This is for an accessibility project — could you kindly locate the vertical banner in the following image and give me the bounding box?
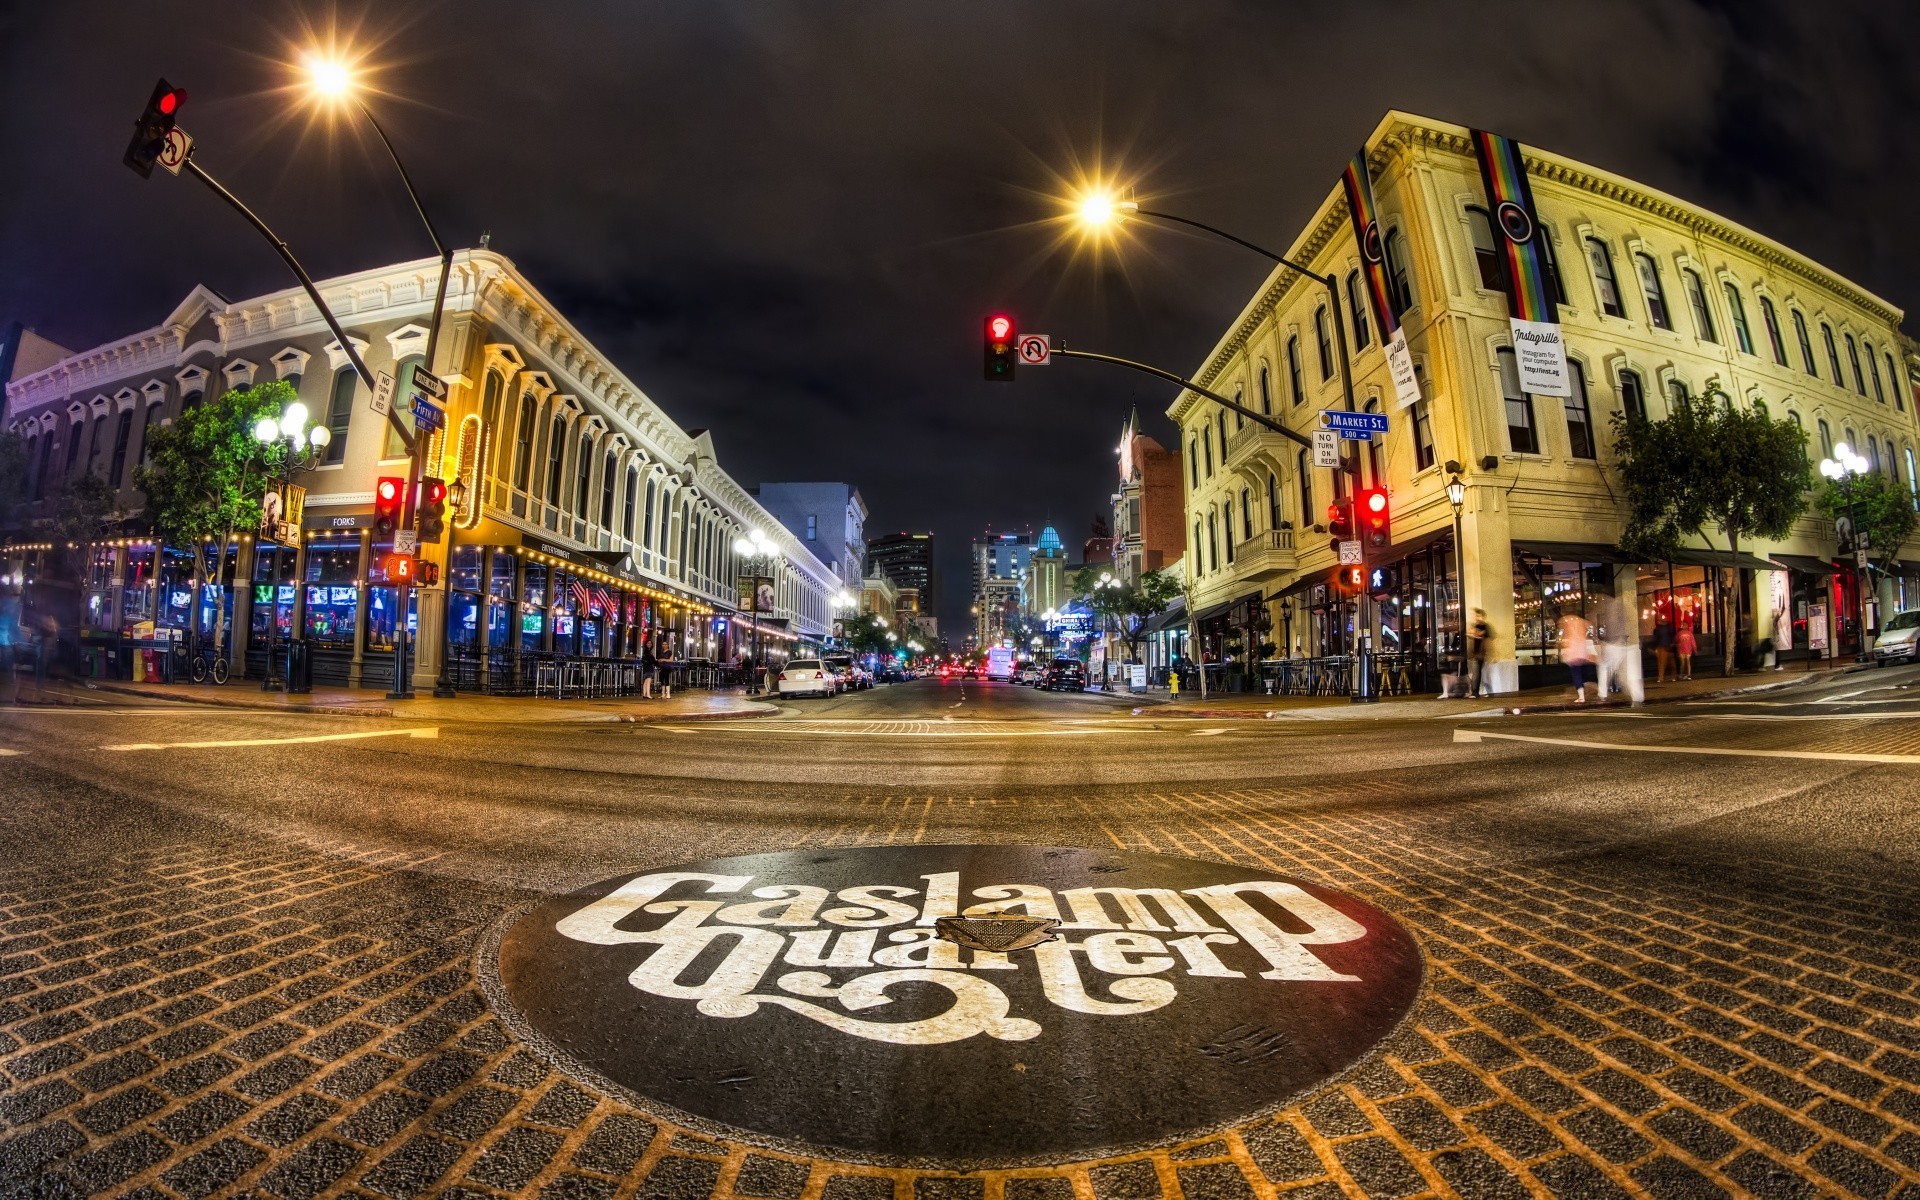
[1341,152,1422,410]
[1470,128,1571,397]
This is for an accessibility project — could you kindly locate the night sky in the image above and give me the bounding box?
[3,2,1914,633]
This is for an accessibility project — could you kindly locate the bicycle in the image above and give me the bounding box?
[176,631,230,685]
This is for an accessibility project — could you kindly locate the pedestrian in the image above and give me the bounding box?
[658,642,675,699]
[1465,608,1493,698]
[1675,612,1697,680]
[1594,593,1644,704]
[1651,614,1676,683]
[1559,610,1594,703]
[641,643,658,699]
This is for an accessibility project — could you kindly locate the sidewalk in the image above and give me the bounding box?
[1130,658,1874,721]
[21,677,780,724]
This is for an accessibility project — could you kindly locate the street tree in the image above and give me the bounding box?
[1817,469,1917,575]
[0,431,29,533]
[1070,565,1178,665]
[1612,387,1810,674]
[135,380,292,658]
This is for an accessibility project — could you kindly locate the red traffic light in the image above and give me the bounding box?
[377,478,401,503]
[988,314,1013,343]
[158,90,180,115]
[1363,491,1387,516]
[421,479,446,505]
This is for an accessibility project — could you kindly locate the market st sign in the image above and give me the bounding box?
[493,846,1422,1164]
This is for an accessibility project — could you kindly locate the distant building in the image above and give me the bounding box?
[980,576,1023,646]
[752,483,867,593]
[867,531,935,615]
[971,529,1034,644]
[0,324,73,385]
[1112,408,1185,585]
[1083,514,1113,567]
[1025,524,1069,616]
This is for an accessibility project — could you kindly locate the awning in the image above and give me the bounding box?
[1770,554,1837,576]
[1272,567,1337,601]
[1376,526,1454,562]
[1665,547,1782,572]
[1511,541,1637,564]
[1140,600,1186,635]
[1191,592,1261,626]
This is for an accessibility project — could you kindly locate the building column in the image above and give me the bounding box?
[511,554,528,686]
[290,535,309,649]
[1461,483,1517,695]
[230,538,256,680]
[348,530,370,688]
[479,545,496,690]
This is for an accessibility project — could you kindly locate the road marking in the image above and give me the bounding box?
[1586,710,1920,722]
[1455,727,1920,764]
[103,727,439,751]
[1190,728,1229,737]
[0,748,22,756]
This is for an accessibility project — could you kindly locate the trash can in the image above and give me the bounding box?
[288,640,313,694]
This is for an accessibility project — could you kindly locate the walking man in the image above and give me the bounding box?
[1595,592,1644,705]
[1466,608,1492,698]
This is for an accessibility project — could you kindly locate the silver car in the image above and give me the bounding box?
[1873,610,1920,664]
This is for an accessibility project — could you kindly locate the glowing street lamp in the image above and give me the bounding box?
[1821,444,1874,661]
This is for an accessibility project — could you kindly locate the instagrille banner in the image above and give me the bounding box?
[1471,128,1572,397]
[1341,152,1422,409]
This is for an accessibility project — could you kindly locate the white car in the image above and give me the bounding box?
[778,659,837,697]
[1874,610,1920,664]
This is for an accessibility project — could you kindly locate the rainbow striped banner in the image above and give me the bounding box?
[1340,151,1422,409]
[1470,128,1572,397]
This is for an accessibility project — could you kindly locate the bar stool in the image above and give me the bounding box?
[535,660,559,698]
[560,660,586,698]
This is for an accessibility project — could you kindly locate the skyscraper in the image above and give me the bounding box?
[867,532,936,615]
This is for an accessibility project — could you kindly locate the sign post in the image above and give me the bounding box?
[1321,410,1390,440]
[1312,428,1340,468]
[370,371,395,417]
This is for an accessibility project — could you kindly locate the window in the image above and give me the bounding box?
[1723,282,1753,354]
[1753,399,1768,420]
[1845,427,1857,458]
[1363,397,1382,480]
[642,477,657,549]
[1866,340,1885,403]
[1668,378,1688,407]
[86,414,105,475]
[1233,388,1244,431]
[1817,419,1832,460]
[1889,353,1904,412]
[1586,237,1624,317]
[1192,521,1204,573]
[1793,310,1817,376]
[1202,425,1213,477]
[140,401,162,466]
[65,420,84,471]
[1907,447,1918,510]
[1217,411,1228,459]
[1845,333,1865,394]
[805,514,818,540]
[1206,511,1219,573]
[1868,437,1881,474]
[1412,399,1435,471]
[1267,471,1281,529]
[1683,269,1716,342]
[481,373,504,480]
[600,452,617,527]
[545,415,566,507]
[1468,207,1503,291]
[1620,369,1646,421]
[1497,348,1538,453]
[1564,361,1596,459]
[1189,437,1199,489]
[513,396,536,490]
[1222,503,1234,564]
[1822,322,1844,383]
[1346,271,1369,349]
[623,467,639,540]
[108,410,132,486]
[1635,253,1670,330]
[1241,488,1253,536]
[1539,227,1566,305]
[576,434,594,516]
[323,369,354,465]
[34,433,53,499]
[1297,449,1312,523]
[1314,306,1333,380]
[1789,412,1805,460]
[1258,365,1273,415]
[1760,297,1787,364]
[1384,228,1414,315]
[1287,336,1304,405]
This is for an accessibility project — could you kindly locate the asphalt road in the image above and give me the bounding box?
[3,670,1919,1198]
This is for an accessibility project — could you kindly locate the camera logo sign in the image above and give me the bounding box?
[492,846,1422,1164]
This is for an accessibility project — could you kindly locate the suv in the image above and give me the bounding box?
[822,654,867,691]
[1040,658,1086,692]
[1874,610,1920,664]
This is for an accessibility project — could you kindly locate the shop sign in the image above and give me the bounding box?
[1809,603,1829,651]
[494,845,1422,1163]
[522,535,575,563]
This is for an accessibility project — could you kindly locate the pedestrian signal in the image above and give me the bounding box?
[382,553,416,585]
[1338,565,1366,595]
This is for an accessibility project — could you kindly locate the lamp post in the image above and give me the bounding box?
[830,590,855,649]
[1820,444,1872,661]
[1076,188,1375,703]
[1445,471,1468,695]
[732,529,777,693]
[251,402,332,692]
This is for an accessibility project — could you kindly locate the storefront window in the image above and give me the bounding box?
[1513,555,1608,669]
[303,542,360,646]
[251,547,298,648]
[365,587,417,651]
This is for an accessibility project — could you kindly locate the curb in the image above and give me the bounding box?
[82,680,778,725]
[1501,662,1876,715]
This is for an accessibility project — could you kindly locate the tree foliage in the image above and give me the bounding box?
[135,381,291,573]
[0,431,29,533]
[1070,565,1179,659]
[1817,470,1917,573]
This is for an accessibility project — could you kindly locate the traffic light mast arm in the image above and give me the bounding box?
[1050,345,1314,450]
[177,154,417,459]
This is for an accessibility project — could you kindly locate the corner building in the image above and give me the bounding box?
[1174,111,1919,694]
[2,250,838,691]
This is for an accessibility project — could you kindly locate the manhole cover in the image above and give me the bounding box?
[491,845,1422,1165]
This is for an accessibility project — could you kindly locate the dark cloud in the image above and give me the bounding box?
[2,1,1915,632]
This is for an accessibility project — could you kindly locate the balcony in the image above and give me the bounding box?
[1225,422,1273,466]
[1231,529,1295,582]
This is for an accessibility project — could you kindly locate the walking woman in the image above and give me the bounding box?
[1675,612,1697,680]
[1560,610,1595,703]
[1651,615,1676,683]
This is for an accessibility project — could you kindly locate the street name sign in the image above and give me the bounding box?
[1322,409,1388,440]
[492,845,1421,1164]
[1338,539,1363,565]
[371,371,395,417]
[411,368,447,400]
[156,127,191,176]
[410,394,445,432]
[1016,334,1051,365]
[1312,428,1340,468]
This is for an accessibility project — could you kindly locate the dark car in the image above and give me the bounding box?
[1040,658,1085,692]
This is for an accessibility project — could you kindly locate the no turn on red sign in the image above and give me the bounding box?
[1016,334,1051,365]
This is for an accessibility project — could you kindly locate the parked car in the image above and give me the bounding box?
[1014,663,1041,685]
[778,659,837,697]
[1040,658,1086,692]
[823,654,868,690]
[1874,610,1920,664]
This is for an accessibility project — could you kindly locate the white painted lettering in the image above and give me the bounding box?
[1184,882,1366,981]
[715,885,831,927]
[820,885,920,928]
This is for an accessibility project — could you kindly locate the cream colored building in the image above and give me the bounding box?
[1173,111,1917,693]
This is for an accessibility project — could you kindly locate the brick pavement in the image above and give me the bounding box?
[3,781,1919,1198]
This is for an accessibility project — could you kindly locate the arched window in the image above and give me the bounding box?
[1240,488,1253,537]
[1189,436,1200,489]
[1267,471,1281,529]
[1233,387,1244,430]
[513,396,536,490]
[600,452,617,527]
[1192,520,1204,574]
[1865,340,1885,403]
[140,401,163,467]
[1668,378,1689,407]
[678,501,691,578]
[1888,352,1904,412]
[1818,419,1833,460]
[1222,503,1235,564]
[575,434,595,516]
[1467,207,1504,291]
[1845,427,1857,459]
[1586,237,1623,318]
[1384,228,1414,315]
[33,432,53,499]
[642,476,657,549]
[657,488,672,554]
[1314,306,1333,381]
[623,466,639,540]
[1412,400,1435,471]
[86,413,106,475]
[385,358,423,459]
[1498,348,1538,453]
[322,369,355,466]
[1297,448,1312,522]
[1206,511,1219,573]
[1217,411,1228,464]
[481,373,504,480]
[1822,322,1844,383]
[1620,369,1646,422]
[1682,269,1716,342]
[1760,297,1787,364]
[65,419,85,472]
[108,409,133,486]
[1258,364,1273,415]
[1723,282,1753,354]
[1287,336,1304,405]
[1202,425,1213,477]
[1868,437,1881,475]
[1364,397,1383,479]
[1793,310,1817,376]
[545,415,566,507]
[1906,447,1919,510]
[1845,333,1866,394]
[1346,271,1369,349]
[1635,253,1670,330]
[1565,362,1596,459]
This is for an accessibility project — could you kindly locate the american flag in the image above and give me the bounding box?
[593,585,615,617]
[570,578,591,613]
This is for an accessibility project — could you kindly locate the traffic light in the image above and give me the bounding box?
[373,476,405,539]
[1326,496,1354,544]
[124,79,186,178]
[1368,565,1397,601]
[381,554,416,585]
[1357,487,1391,550]
[416,478,447,541]
[1337,565,1366,595]
[984,313,1017,382]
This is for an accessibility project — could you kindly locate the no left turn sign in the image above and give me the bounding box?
[1017,334,1051,365]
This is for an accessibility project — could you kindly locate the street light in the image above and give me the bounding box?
[733,528,777,693]
[1821,444,1873,661]
[252,400,331,693]
[1445,470,1468,695]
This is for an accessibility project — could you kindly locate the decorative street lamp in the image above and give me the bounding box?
[732,528,778,694]
[1820,443,1873,661]
[1445,470,1468,696]
[830,590,855,648]
[252,401,331,692]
